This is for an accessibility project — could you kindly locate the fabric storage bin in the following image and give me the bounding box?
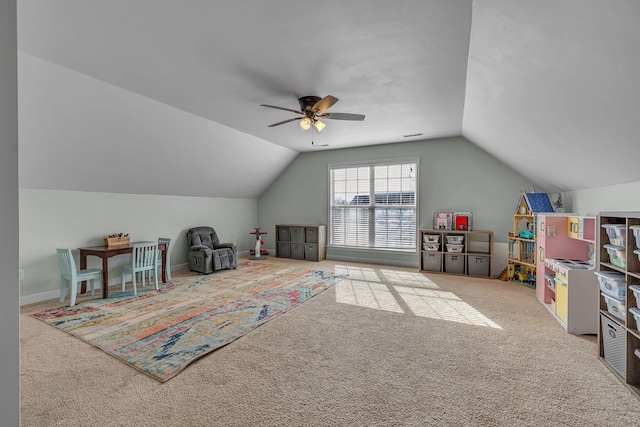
[602,292,626,321]
[290,243,304,259]
[277,226,290,241]
[277,242,289,257]
[446,244,464,253]
[602,224,627,247]
[423,242,440,251]
[631,225,640,250]
[595,271,626,300]
[304,244,318,261]
[467,256,490,277]
[305,227,319,243]
[444,254,465,274]
[289,227,304,242]
[604,244,627,269]
[601,314,626,377]
[445,235,464,245]
[423,234,440,243]
[422,252,442,272]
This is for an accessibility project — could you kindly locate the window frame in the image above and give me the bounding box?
[327,157,419,253]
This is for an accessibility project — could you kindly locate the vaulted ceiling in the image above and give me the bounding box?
[16,0,640,197]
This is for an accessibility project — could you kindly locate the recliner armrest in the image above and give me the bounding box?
[191,244,209,251]
[214,243,236,251]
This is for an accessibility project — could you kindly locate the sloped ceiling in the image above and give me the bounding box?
[464,0,640,192]
[16,0,640,197]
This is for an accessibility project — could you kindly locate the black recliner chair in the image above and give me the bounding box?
[187,226,237,274]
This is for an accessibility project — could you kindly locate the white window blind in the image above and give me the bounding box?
[329,159,417,250]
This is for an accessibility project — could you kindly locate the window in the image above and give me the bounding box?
[329,158,418,251]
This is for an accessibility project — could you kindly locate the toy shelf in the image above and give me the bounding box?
[597,212,640,398]
[419,229,493,278]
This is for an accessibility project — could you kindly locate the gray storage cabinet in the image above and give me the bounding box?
[276,224,326,262]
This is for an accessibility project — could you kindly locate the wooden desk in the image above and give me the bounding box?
[78,242,168,299]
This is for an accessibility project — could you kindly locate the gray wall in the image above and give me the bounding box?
[0,0,20,424]
[19,189,257,304]
[258,136,536,267]
[563,181,640,217]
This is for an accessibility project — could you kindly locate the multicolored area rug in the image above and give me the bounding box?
[33,262,346,382]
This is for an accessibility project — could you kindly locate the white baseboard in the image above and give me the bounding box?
[20,289,61,307]
[172,263,188,272]
[20,264,188,307]
[238,249,272,257]
[326,254,417,268]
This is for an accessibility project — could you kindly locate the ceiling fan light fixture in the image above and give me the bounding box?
[262,95,364,134]
[313,119,326,132]
[299,117,311,131]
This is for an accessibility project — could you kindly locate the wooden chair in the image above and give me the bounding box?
[56,248,102,306]
[121,242,158,296]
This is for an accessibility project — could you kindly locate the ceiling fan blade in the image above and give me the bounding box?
[312,95,339,114]
[322,112,365,121]
[260,104,304,115]
[267,117,301,127]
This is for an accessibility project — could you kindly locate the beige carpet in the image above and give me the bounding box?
[20,256,640,426]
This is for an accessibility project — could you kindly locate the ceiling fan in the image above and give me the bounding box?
[260,95,365,133]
